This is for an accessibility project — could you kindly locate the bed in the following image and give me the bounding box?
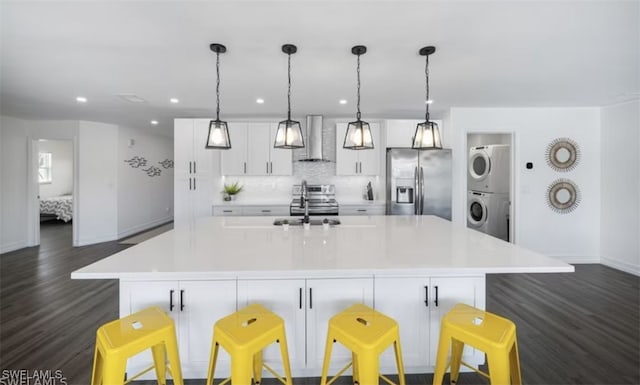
[40,195,73,222]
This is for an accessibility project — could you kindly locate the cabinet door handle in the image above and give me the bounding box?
[193,178,196,190]
[309,288,313,309]
[189,178,192,191]
[169,289,175,311]
[299,288,303,309]
[424,286,429,307]
[244,162,247,174]
[359,162,361,174]
[193,161,197,174]
[355,162,358,173]
[270,162,273,174]
[434,285,439,307]
[189,161,192,174]
[180,289,185,311]
[266,162,269,174]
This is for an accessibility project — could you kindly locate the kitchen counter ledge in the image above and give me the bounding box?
[71,215,573,280]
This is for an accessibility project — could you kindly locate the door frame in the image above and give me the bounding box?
[27,137,80,247]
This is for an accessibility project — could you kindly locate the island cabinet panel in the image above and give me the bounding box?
[306,278,374,371]
[237,278,373,375]
[120,280,237,379]
[237,279,307,372]
[336,123,380,176]
[374,276,485,371]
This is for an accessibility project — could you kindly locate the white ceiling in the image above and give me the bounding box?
[1,0,638,137]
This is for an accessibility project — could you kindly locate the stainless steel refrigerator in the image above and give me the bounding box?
[386,148,452,220]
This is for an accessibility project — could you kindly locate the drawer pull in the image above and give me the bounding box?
[357,209,367,212]
[223,210,233,213]
[261,210,271,213]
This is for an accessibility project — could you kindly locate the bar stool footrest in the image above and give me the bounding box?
[326,361,354,385]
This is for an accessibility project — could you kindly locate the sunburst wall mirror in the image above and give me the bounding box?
[545,137,580,172]
[546,178,581,214]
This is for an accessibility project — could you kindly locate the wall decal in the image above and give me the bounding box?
[143,166,162,177]
[124,156,147,168]
[159,159,174,169]
[546,178,581,214]
[545,137,580,172]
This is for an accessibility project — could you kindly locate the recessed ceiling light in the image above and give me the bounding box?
[170,98,179,104]
[256,98,265,104]
[150,120,159,125]
[76,96,87,103]
[425,99,433,104]
[339,99,348,105]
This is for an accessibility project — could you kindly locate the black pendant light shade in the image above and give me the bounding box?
[344,45,373,150]
[206,43,231,149]
[274,44,304,149]
[412,46,442,150]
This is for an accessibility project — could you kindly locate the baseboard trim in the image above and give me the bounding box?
[553,256,601,264]
[117,216,173,240]
[0,240,29,255]
[76,234,117,246]
[601,257,640,276]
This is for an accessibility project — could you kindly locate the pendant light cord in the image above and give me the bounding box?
[216,51,221,121]
[356,53,362,121]
[425,54,430,122]
[287,53,292,121]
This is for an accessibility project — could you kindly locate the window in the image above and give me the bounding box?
[38,152,52,184]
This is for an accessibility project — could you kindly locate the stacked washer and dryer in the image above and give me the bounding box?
[467,144,511,241]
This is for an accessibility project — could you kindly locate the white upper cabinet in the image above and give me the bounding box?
[385,119,443,148]
[336,122,380,176]
[221,122,292,176]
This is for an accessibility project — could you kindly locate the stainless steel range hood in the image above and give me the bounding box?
[299,115,329,162]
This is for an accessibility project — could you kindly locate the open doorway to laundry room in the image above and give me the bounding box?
[466,133,515,243]
[30,139,77,248]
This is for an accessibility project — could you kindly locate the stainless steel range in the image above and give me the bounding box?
[290,183,339,216]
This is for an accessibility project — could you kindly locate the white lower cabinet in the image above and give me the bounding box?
[119,275,482,378]
[237,277,374,376]
[374,276,485,372]
[120,280,237,379]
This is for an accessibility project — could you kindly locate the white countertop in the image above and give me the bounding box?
[71,216,573,280]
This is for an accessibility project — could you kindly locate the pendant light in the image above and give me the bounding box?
[412,46,442,150]
[274,44,304,149]
[206,43,231,149]
[344,45,374,150]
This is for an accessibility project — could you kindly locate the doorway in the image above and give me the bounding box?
[466,133,515,243]
[29,138,78,247]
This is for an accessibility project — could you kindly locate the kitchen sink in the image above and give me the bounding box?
[273,218,341,226]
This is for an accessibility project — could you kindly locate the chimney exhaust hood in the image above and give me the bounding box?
[299,115,329,162]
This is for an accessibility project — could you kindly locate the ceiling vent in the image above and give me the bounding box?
[115,94,147,103]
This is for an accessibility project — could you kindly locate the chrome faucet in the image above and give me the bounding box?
[300,180,310,223]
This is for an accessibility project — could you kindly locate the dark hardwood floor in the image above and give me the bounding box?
[1,221,638,385]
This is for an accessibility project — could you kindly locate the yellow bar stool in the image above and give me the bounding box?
[320,303,406,385]
[432,303,522,385]
[206,303,293,385]
[90,306,183,385]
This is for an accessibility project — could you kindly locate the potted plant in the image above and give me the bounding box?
[222,181,243,201]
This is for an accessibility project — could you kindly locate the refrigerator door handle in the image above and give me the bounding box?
[420,166,425,215]
[414,166,419,215]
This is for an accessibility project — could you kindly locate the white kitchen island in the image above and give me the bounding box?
[72,215,573,379]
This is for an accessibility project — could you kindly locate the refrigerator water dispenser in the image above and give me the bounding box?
[396,186,414,203]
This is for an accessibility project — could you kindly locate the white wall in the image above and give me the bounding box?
[118,126,173,238]
[600,100,640,275]
[76,121,118,246]
[38,139,73,198]
[0,116,78,253]
[450,107,601,261]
